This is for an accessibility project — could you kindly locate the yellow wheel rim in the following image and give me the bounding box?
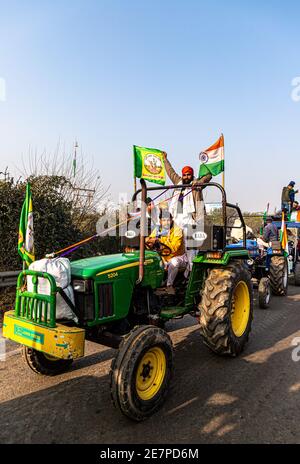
[231,281,251,337]
[136,347,166,401]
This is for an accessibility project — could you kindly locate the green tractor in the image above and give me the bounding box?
[3,181,253,421]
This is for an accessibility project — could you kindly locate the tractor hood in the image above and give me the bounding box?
[70,251,160,279]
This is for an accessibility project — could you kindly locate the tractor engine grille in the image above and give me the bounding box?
[73,291,94,322]
[98,284,114,318]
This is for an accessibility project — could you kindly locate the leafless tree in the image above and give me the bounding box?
[17,141,110,229]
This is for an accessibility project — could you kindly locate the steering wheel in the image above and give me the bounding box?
[145,239,172,257]
[156,241,172,257]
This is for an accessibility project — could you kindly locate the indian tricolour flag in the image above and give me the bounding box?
[199,134,224,177]
[280,212,289,257]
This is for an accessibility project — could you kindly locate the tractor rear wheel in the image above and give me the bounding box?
[258,277,271,309]
[269,256,288,295]
[294,262,300,286]
[199,261,253,356]
[22,346,73,376]
[110,325,174,421]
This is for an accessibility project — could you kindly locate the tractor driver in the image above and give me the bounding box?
[145,206,188,295]
[263,216,278,243]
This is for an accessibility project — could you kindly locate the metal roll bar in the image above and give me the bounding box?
[132,180,246,283]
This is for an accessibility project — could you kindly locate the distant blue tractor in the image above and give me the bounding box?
[227,239,288,309]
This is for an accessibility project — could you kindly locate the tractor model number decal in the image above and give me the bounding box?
[14,325,45,345]
[108,272,118,279]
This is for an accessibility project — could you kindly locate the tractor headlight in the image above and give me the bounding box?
[247,259,254,266]
[73,280,85,292]
[73,279,93,293]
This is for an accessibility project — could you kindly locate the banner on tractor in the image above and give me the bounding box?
[133,145,166,185]
[199,135,224,177]
[290,210,300,222]
[18,183,35,266]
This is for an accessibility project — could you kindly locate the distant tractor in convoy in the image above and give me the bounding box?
[227,236,288,309]
[3,181,254,421]
[272,219,300,286]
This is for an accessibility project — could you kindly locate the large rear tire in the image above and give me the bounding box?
[22,346,73,376]
[294,262,300,286]
[110,325,174,422]
[199,261,253,357]
[270,256,288,295]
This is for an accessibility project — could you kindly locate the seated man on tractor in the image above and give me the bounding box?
[145,205,188,295]
[263,216,278,243]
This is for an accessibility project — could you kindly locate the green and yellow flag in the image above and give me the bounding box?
[133,145,166,185]
[18,183,35,266]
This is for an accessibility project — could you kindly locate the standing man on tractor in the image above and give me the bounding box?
[162,151,212,270]
[282,181,298,214]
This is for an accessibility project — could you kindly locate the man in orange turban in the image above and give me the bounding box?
[162,152,212,273]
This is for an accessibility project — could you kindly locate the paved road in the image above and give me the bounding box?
[1,285,300,444]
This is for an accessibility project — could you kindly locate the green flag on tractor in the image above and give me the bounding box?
[133,145,166,185]
[18,183,35,267]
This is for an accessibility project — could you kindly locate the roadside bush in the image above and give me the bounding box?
[0,175,120,317]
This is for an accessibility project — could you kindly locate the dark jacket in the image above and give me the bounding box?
[281,186,290,203]
[263,223,278,242]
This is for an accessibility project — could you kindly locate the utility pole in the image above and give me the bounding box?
[73,141,78,177]
[71,141,96,207]
[0,167,10,182]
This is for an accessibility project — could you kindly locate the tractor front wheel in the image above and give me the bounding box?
[110,325,174,421]
[270,256,288,295]
[258,277,271,309]
[199,261,253,356]
[22,346,73,376]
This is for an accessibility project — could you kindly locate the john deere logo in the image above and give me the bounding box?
[144,154,163,175]
[14,325,44,345]
[192,231,207,241]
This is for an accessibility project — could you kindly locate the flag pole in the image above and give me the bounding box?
[133,145,137,194]
[221,133,225,189]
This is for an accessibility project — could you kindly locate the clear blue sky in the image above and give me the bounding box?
[1,0,300,212]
